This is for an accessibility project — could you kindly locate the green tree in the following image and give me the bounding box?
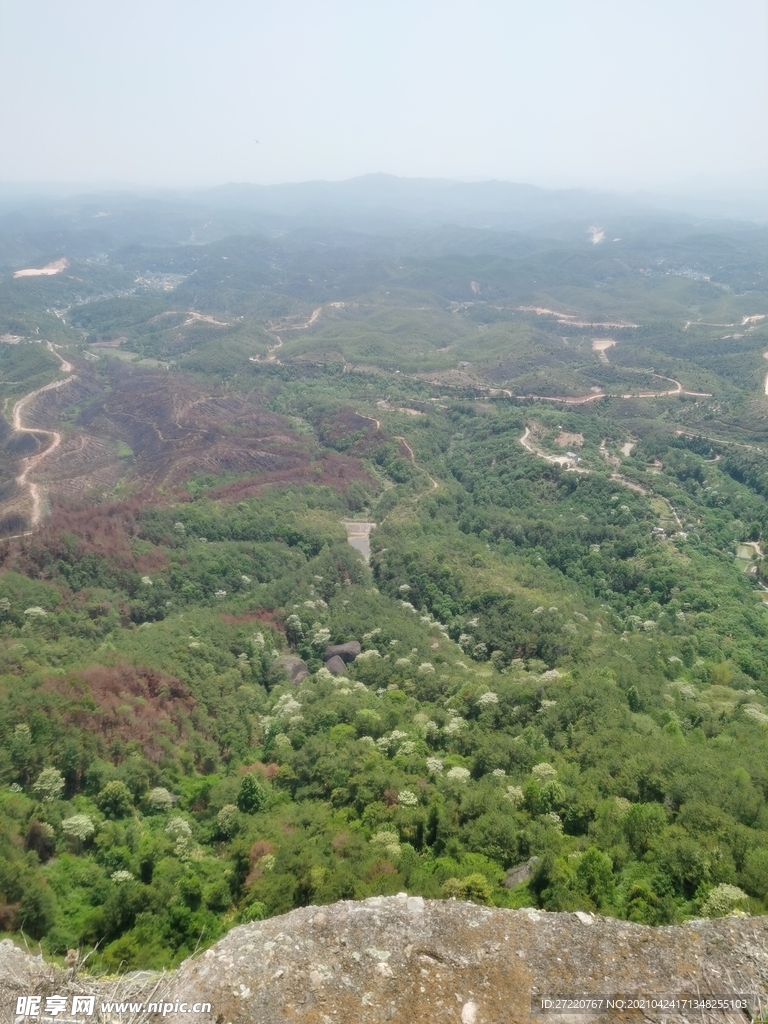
[622,803,667,857]
[97,781,135,819]
[575,847,615,909]
[741,848,768,900]
[237,773,268,815]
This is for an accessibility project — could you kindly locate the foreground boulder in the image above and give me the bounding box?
[161,898,768,1023]
[325,640,361,663]
[268,654,309,686]
[2,899,767,1024]
[325,654,347,675]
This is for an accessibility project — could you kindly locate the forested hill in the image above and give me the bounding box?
[0,189,768,971]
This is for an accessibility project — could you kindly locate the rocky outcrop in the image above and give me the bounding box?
[268,655,309,686]
[324,641,361,663]
[325,655,347,675]
[0,940,58,1020]
[3,899,766,1024]
[503,856,539,888]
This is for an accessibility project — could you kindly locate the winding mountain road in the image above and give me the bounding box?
[12,343,76,527]
[395,434,439,490]
[354,410,439,493]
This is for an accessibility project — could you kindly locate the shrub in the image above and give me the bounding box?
[701,884,749,918]
[443,873,494,905]
[239,900,268,923]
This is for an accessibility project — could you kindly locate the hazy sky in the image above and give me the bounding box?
[1,0,767,191]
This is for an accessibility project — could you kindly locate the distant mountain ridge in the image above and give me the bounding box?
[2,174,768,267]
[196,173,676,231]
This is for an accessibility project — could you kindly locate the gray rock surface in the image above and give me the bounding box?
[504,856,539,888]
[324,641,361,663]
[0,939,58,1019]
[268,655,309,686]
[325,655,347,675]
[2,901,767,1024]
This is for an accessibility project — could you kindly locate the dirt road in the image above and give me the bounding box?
[12,344,76,527]
[354,409,438,494]
[520,427,578,469]
[396,434,438,490]
[507,373,710,404]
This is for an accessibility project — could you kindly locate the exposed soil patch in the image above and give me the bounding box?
[13,258,69,278]
[555,431,584,448]
[592,337,616,363]
[268,307,323,333]
[517,306,638,328]
[182,311,230,327]
[520,426,580,470]
[377,400,424,416]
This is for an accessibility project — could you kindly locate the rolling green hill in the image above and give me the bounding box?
[1,191,768,970]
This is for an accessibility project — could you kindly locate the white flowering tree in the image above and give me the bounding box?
[701,884,749,918]
[62,814,96,851]
[147,787,173,812]
[370,828,401,860]
[33,767,65,802]
[531,762,558,783]
[216,804,240,838]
